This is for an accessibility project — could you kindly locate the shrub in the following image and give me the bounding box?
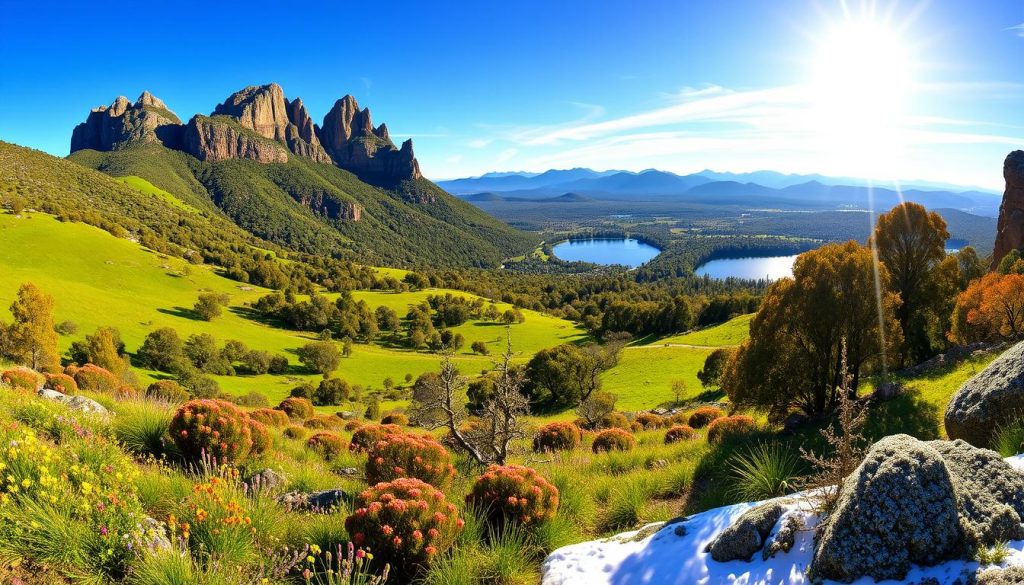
[532,422,582,453]
[365,433,456,488]
[314,377,351,406]
[43,372,78,394]
[249,408,289,428]
[247,419,272,455]
[688,406,726,429]
[277,396,315,420]
[145,379,188,403]
[169,399,254,463]
[466,465,559,531]
[283,425,307,440]
[634,413,666,430]
[231,391,269,408]
[267,354,289,374]
[345,478,463,580]
[592,428,636,453]
[304,414,343,430]
[308,432,346,460]
[707,415,758,444]
[381,412,409,426]
[630,422,642,432]
[727,441,802,501]
[664,424,698,444]
[290,382,316,400]
[343,419,364,432]
[349,423,402,453]
[2,367,44,391]
[599,412,630,430]
[67,363,119,393]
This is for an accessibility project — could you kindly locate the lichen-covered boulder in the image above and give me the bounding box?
[762,513,801,560]
[944,340,1024,448]
[976,565,1024,585]
[705,503,784,562]
[809,435,963,582]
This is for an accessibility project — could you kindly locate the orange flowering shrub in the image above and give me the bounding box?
[664,424,697,444]
[349,423,402,453]
[308,432,346,460]
[365,433,456,489]
[599,411,630,430]
[707,415,757,444]
[2,367,44,391]
[283,425,307,440]
[345,478,463,580]
[66,363,120,394]
[343,418,364,432]
[532,421,581,453]
[173,470,256,561]
[688,406,726,429]
[43,372,78,394]
[591,428,636,453]
[169,399,254,463]
[145,379,188,403]
[249,408,289,428]
[247,419,272,455]
[634,412,667,430]
[276,396,315,420]
[304,414,344,430]
[381,412,409,426]
[466,465,559,530]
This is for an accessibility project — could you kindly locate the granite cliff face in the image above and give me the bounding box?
[70,92,183,152]
[992,150,1024,269]
[69,84,421,184]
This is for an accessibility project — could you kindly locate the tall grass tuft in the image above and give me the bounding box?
[727,441,802,502]
[114,400,173,458]
[992,418,1024,457]
[476,525,540,585]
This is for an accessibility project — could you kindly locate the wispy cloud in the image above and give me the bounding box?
[1008,23,1024,37]
[496,148,518,163]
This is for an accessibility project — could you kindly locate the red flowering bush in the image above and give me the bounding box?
[688,406,726,429]
[307,432,346,460]
[532,421,582,453]
[466,465,559,531]
[66,363,121,394]
[248,408,289,428]
[381,412,409,426]
[599,411,631,430]
[591,428,636,453]
[349,423,402,453]
[2,367,44,391]
[707,415,758,444]
[365,433,456,489]
[145,379,188,402]
[344,478,463,580]
[283,425,307,440]
[247,419,272,455]
[303,414,343,430]
[634,413,667,430]
[169,399,254,463]
[44,372,78,394]
[276,396,315,420]
[343,418,364,432]
[664,424,698,444]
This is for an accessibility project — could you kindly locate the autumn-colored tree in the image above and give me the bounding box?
[950,272,1024,343]
[870,202,950,363]
[721,241,902,420]
[70,326,126,375]
[7,283,61,371]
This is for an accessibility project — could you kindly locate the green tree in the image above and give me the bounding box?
[7,283,60,371]
[471,340,489,355]
[137,327,184,372]
[297,340,340,377]
[194,292,230,321]
[69,326,125,373]
[696,348,733,389]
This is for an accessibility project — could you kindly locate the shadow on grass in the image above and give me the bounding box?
[157,306,204,321]
[863,390,942,441]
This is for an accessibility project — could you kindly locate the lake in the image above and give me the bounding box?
[551,238,661,268]
[695,255,799,280]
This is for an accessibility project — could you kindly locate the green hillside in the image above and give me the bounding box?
[70,143,538,268]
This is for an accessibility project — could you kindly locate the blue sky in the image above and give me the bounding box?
[1,0,1022,189]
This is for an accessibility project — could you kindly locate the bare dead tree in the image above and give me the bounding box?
[409,328,528,465]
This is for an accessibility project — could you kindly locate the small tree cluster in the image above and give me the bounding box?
[688,406,725,429]
[532,421,582,453]
[344,478,464,580]
[193,292,230,321]
[706,415,757,444]
[365,433,456,488]
[591,428,636,453]
[466,464,559,530]
[169,399,255,463]
[664,425,697,444]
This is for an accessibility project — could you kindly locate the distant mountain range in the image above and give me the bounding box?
[438,168,1003,217]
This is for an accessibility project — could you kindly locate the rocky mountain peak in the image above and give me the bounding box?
[320,95,420,183]
[374,123,390,141]
[70,94,183,153]
[212,83,290,142]
[992,150,1024,269]
[135,91,169,110]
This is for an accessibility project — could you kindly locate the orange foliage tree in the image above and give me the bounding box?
[950,272,1024,343]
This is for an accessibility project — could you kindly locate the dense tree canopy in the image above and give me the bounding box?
[4,282,60,371]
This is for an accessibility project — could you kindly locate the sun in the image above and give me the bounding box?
[809,16,916,176]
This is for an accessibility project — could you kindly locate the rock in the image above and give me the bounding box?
[137,516,172,553]
[278,488,352,512]
[645,458,669,470]
[37,388,65,401]
[809,434,1024,582]
[705,503,784,562]
[37,388,109,415]
[337,467,359,476]
[762,513,801,560]
[71,92,183,153]
[992,150,1024,269]
[183,116,289,163]
[213,83,291,143]
[945,340,1024,447]
[976,565,1024,585]
[284,97,331,164]
[320,95,422,183]
[244,468,287,493]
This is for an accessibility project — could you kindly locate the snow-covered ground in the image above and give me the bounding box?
[541,455,1024,585]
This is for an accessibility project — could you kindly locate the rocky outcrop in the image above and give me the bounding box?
[285,98,331,163]
[183,116,288,163]
[320,95,421,183]
[809,434,1024,582]
[944,340,1024,447]
[37,387,109,415]
[213,83,291,142]
[992,151,1024,269]
[70,92,183,153]
[705,503,784,562]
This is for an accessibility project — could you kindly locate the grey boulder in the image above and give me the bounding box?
[945,340,1024,448]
